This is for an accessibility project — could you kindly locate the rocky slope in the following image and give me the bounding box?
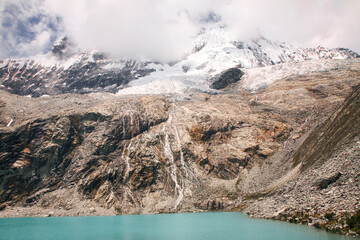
[241,84,360,237]
[0,58,359,239]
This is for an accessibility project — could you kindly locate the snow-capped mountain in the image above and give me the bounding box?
[0,37,156,97]
[0,23,358,97]
[180,23,359,72]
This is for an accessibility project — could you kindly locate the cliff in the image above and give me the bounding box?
[0,58,359,236]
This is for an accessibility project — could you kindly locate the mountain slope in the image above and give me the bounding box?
[0,37,156,97]
[0,59,359,223]
[243,85,360,236]
[1,24,358,97]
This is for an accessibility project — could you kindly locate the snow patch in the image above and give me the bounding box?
[241,59,360,91]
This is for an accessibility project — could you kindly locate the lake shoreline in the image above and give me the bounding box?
[0,211,355,240]
[1,204,359,238]
[245,208,360,238]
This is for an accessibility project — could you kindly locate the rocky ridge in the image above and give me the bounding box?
[0,37,155,97]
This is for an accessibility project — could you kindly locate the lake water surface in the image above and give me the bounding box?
[0,212,352,240]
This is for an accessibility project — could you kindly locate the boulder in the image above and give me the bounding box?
[210,68,244,89]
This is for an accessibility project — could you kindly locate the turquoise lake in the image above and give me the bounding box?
[0,212,353,240]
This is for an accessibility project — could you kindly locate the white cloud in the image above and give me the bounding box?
[0,0,61,58]
[219,0,360,52]
[17,30,52,55]
[1,0,359,60]
[44,0,202,62]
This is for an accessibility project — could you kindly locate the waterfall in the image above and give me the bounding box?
[162,112,184,210]
[171,109,198,183]
[171,113,187,177]
[122,115,127,138]
[122,103,138,139]
[121,140,143,207]
[129,112,136,138]
[122,141,132,182]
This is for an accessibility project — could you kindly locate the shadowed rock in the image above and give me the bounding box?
[210,68,245,89]
[319,172,342,189]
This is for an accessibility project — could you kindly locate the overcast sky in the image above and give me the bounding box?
[0,0,359,61]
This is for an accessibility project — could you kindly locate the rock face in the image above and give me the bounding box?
[0,88,293,214]
[0,93,170,212]
[0,37,156,97]
[0,58,359,235]
[210,68,244,89]
[0,57,155,97]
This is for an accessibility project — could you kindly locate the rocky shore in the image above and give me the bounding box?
[241,84,360,237]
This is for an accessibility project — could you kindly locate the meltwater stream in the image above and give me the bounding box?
[0,212,353,240]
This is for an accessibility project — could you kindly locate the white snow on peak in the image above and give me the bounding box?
[2,22,358,97]
[194,23,236,47]
[117,23,358,96]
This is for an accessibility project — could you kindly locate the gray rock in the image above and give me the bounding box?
[210,68,244,89]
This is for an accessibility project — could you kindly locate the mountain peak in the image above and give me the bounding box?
[0,23,359,97]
